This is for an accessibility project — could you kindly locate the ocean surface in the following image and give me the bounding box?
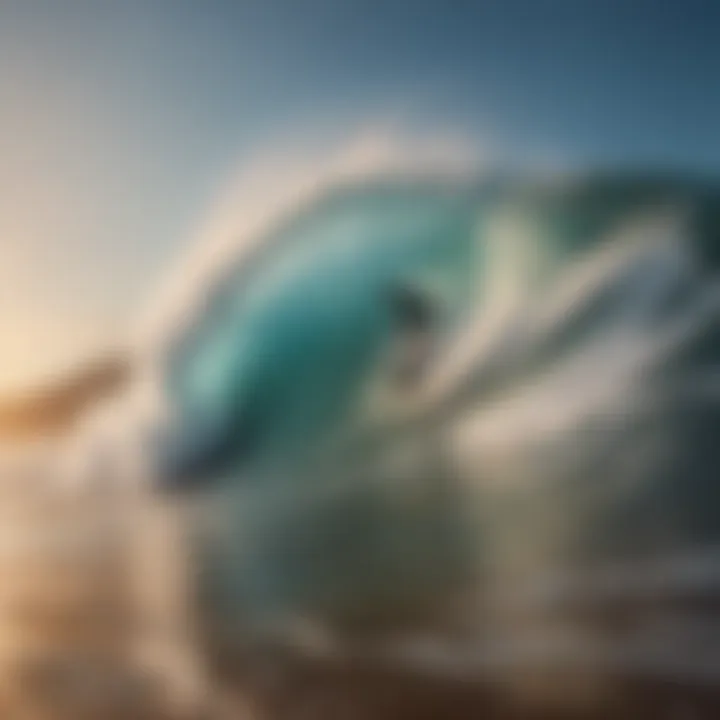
[0,154,718,717]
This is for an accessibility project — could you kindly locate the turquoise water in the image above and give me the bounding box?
[152,173,720,642]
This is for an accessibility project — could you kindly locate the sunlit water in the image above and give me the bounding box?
[0,135,718,718]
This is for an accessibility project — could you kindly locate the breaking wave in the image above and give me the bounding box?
[0,129,718,688]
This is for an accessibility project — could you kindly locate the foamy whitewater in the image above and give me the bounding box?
[0,131,719,704]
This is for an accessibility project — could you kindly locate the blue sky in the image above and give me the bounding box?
[0,0,718,391]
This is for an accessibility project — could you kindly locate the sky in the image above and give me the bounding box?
[0,0,719,394]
